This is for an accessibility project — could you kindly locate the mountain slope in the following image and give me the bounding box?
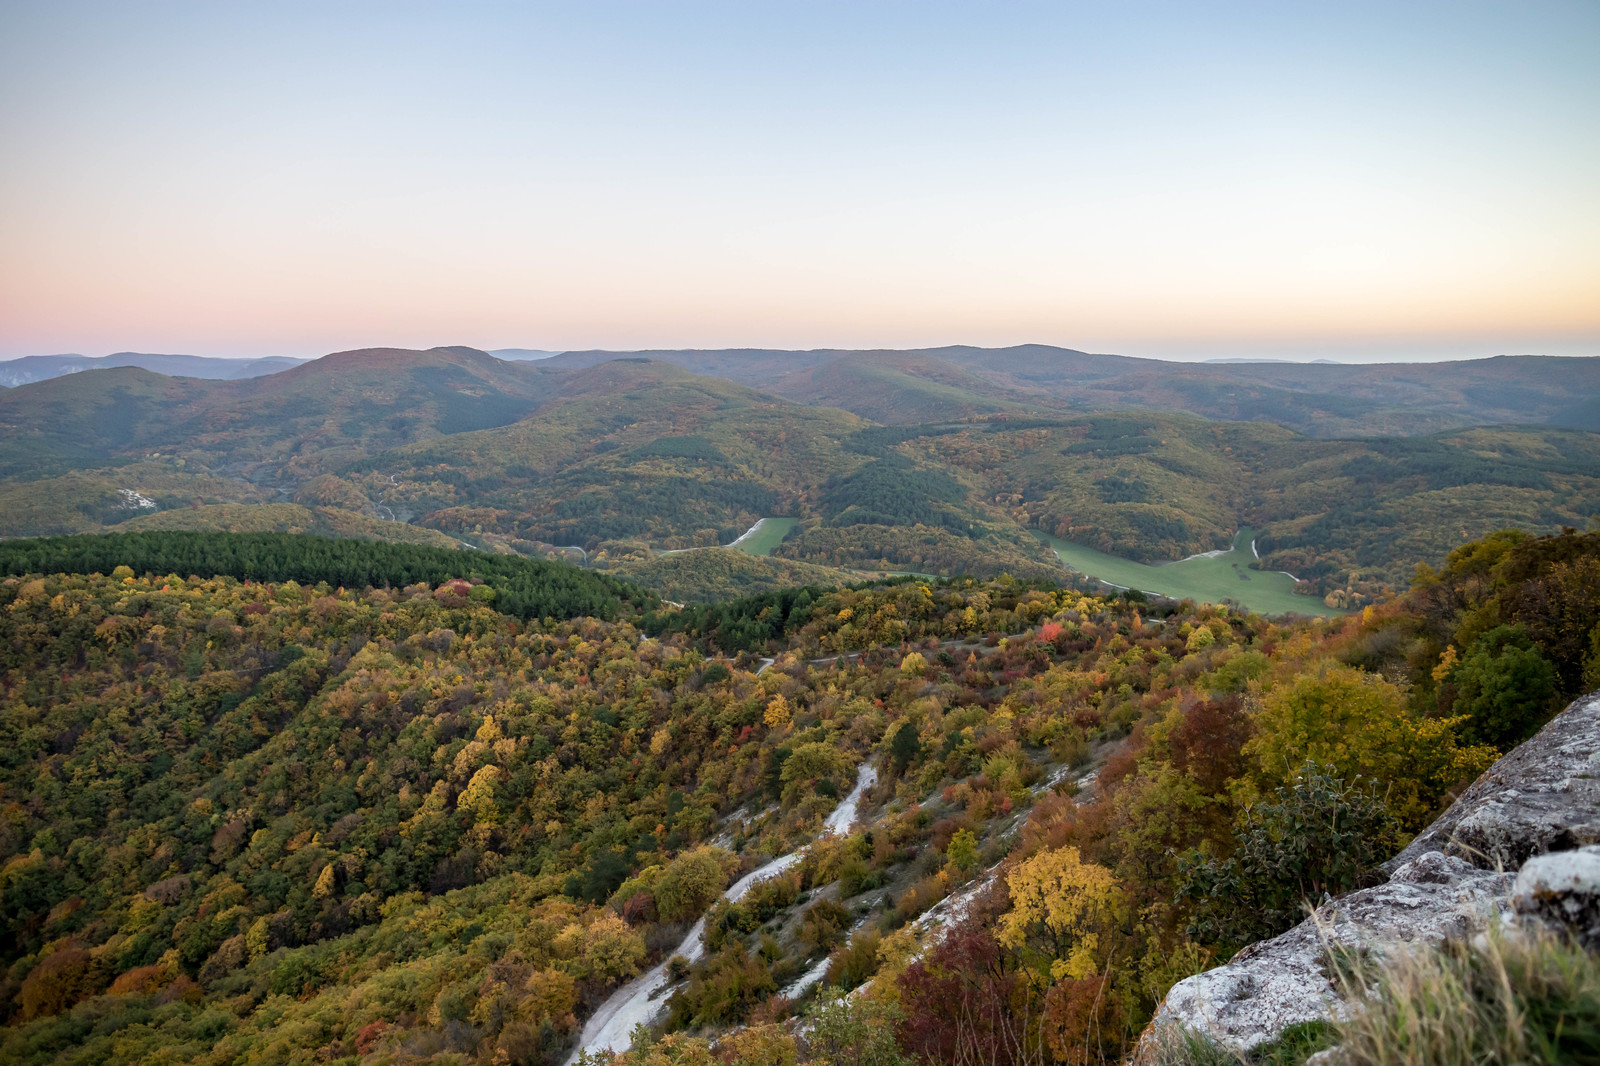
[0,346,561,487]
[770,352,1029,424]
[550,346,1600,437]
[0,367,215,476]
[359,359,871,546]
[1,529,1592,1064]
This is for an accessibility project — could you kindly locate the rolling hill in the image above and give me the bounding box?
[0,345,1596,608]
[548,345,1600,436]
[0,351,304,388]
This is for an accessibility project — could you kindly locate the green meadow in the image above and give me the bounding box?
[730,516,798,556]
[1041,527,1345,617]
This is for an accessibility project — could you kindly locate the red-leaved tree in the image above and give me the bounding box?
[895,929,1047,1066]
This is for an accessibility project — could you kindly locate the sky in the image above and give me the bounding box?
[1,1,1597,363]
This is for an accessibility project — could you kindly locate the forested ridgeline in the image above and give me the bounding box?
[0,531,650,622]
[0,529,1596,1065]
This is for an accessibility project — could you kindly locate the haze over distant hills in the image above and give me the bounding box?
[9,343,1596,436]
[0,352,305,388]
[487,348,566,361]
[0,348,564,387]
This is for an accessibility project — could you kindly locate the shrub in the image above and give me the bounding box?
[1176,763,1397,954]
[804,988,911,1066]
[667,944,777,1028]
[1450,625,1560,749]
[826,928,884,991]
[897,930,1044,1066]
[798,900,851,953]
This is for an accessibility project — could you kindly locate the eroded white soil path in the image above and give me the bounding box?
[567,763,878,1062]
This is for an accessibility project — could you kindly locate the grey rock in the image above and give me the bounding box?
[1153,855,1507,1053]
[1147,690,1600,1057]
[1384,692,1600,872]
[1512,844,1600,949]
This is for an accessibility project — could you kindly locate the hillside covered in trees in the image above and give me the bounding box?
[1,527,1595,1064]
[0,532,651,623]
[1,348,1597,602]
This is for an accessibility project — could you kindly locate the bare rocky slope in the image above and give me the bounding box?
[1146,690,1600,1055]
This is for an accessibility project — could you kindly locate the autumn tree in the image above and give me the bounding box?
[1244,663,1495,829]
[654,847,733,922]
[998,846,1125,982]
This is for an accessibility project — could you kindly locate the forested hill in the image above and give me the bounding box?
[0,532,651,622]
[0,528,1594,1064]
[546,346,1600,436]
[1,346,1597,603]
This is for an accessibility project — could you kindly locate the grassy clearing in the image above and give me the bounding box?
[731,516,798,556]
[1041,527,1344,617]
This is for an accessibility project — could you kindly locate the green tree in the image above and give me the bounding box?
[1451,625,1559,749]
[945,829,978,873]
[889,722,922,774]
[654,847,732,922]
[1177,763,1397,953]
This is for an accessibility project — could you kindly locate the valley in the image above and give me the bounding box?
[10,9,1596,1064]
[1040,528,1340,618]
[2,346,1596,612]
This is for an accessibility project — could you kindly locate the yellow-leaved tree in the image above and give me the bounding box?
[653,846,733,922]
[1244,663,1496,830]
[999,846,1125,981]
[458,764,501,826]
[765,693,793,728]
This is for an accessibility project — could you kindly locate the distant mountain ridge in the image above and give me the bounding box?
[488,348,566,361]
[10,344,1596,435]
[547,345,1600,435]
[0,352,305,387]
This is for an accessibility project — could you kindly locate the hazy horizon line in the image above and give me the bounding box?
[3,342,1598,368]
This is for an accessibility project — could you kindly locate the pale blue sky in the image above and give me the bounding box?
[2,1,1596,361]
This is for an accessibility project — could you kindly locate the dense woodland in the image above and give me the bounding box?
[0,532,649,623]
[1,528,1596,1064]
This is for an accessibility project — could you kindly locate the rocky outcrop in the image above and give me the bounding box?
[1382,691,1600,872]
[1513,844,1600,950]
[1146,691,1600,1056]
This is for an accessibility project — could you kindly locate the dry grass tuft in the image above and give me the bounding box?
[1146,927,1598,1066]
[1335,927,1600,1066]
